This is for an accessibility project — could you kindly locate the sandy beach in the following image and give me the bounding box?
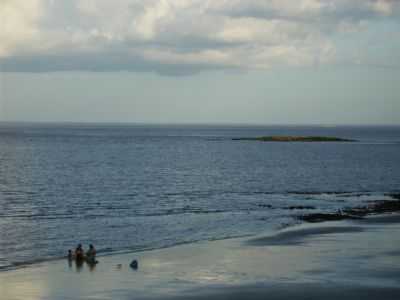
[1,214,400,300]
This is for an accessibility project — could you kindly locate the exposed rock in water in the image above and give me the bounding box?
[299,199,400,223]
[386,193,400,200]
[299,213,362,223]
[256,204,316,210]
[257,204,273,208]
[232,136,357,142]
[286,205,316,210]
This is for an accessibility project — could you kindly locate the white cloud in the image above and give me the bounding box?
[370,0,393,15]
[0,0,44,57]
[0,0,399,74]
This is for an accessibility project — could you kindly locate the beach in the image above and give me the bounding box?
[1,213,400,300]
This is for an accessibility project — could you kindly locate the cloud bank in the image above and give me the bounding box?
[1,0,399,74]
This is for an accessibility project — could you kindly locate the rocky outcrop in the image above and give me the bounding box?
[233,136,356,142]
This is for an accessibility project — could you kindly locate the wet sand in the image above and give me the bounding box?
[1,214,400,300]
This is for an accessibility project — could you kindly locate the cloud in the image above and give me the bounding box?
[0,0,399,75]
[0,0,44,56]
[212,0,400,21]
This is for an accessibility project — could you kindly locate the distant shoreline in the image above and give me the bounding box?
[233,136,357,142]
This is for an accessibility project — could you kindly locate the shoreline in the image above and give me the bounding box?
[1,213,400,299]
[2,194,399,273]
[1,194,399,273]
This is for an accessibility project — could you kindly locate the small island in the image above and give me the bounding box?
[232,136,357,142]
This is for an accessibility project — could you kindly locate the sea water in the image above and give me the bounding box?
[0,123,399,270]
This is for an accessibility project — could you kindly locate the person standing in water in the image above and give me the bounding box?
[75,244,85,261]
[67,249,74,260]
[86,244,97,264]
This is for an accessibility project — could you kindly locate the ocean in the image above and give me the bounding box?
[0,123,399,271]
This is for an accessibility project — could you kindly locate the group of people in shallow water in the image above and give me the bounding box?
[68,244,97,265]
[67,243,139,271]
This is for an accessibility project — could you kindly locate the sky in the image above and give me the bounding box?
[0,0,399,124]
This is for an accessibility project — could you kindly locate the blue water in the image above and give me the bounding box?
[0,123,399,270]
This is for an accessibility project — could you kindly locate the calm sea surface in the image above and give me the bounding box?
[0,124,399,270]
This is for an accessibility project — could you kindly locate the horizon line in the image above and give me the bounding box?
[0,120,399,127]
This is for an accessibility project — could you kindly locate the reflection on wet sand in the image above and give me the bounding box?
[67,258,97,272]
[1,216,400,300]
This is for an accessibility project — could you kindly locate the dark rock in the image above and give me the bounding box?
[286,206,316,210]
[299,199,400,223]
[299,213,361,223]
[130,259,138,270]
[386,193,400,200]
[233,136,357,142]
[257,204,273,208]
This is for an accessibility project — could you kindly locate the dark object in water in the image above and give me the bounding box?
[386,193,400,200]
[286,205,316,210]
[299,199,400,223]
[130,259,138,269]
[299,213,362,223]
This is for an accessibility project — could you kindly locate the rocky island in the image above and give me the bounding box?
[232,136,357,142]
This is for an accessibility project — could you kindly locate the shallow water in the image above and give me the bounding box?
[1,218,400,300]
[0,123,399,270]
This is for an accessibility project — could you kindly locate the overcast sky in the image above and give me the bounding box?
[1,0,399,124]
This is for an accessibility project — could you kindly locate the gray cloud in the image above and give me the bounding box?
[0,0,399,75]
[212,0,400,21]
[0,52,235,76]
